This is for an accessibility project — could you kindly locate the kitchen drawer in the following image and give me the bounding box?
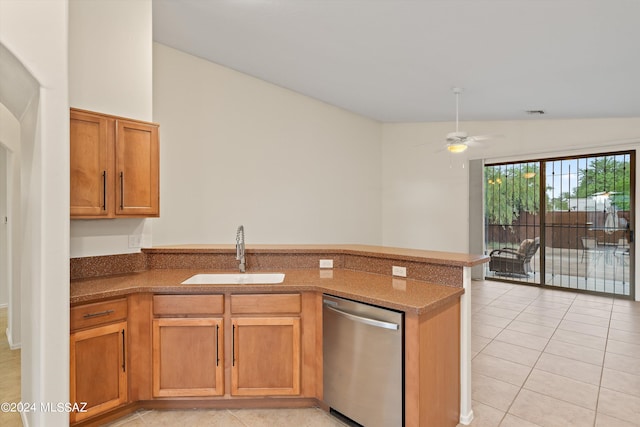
[71,298,128,331]
[153,294,224,316]
[231,293,301,315]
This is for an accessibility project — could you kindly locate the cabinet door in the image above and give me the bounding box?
[152,318,224,397]
[231,317,300,396]
[70,321,127,423]
[70,110,113,217]
[115,119,159,216]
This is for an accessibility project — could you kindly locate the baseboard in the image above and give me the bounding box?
[0,303,8,309]
[459,409,474,425]
[5,327,20,349]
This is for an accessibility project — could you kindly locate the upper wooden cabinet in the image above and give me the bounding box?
[70,108,159,218]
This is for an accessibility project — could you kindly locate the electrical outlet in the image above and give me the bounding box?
[392,266,407,277]
[319,259,334,269]
[128,235,142,248]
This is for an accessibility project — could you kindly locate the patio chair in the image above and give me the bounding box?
[580,237,600,263]
[489,237,540,277]
[614,238,630,266]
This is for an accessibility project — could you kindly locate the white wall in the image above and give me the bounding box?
[0,1,69,426]
[382,118,640,252]
[69,0,154,258]
[0,104,20,310]
[152,43,382,245]
[0,146,7,307]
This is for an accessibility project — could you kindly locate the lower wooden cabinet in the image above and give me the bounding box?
[152,318,224,397]
[70,321,128,423]
[231,316,301,396]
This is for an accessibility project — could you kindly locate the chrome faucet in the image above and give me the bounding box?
[236,225,246,273]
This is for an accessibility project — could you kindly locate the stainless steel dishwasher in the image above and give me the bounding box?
[323,294,403,427]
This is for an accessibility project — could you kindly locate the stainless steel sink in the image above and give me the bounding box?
[181,273,285,285]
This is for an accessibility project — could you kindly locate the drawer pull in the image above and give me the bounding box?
[82,309,115,319]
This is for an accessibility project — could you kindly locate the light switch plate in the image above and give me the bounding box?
[392,266,407,277]
[319,259,334,269]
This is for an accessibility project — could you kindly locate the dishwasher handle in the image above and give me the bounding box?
[324,304,399,330]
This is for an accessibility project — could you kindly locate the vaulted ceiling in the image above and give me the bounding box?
[153,0,640,123]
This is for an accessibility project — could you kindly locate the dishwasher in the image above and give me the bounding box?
[323,294,403,427]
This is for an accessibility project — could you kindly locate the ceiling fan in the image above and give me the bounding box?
[445,87,493,153]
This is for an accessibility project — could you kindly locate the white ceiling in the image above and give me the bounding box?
[153,0,640,123]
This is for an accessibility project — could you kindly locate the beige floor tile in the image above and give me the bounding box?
[141,409,246,426]
[499,414,543,427]
[481,340,541,367]
[563,311,611,327]
[601,368,640,398]
[455,401,505,427]
[471,298,495,306]
[544,339,605,366]
[574,293,613,304]
[534,352,602,386]
[597,387,640,425]
[508,389,595,427]
[595,412,638,427]
[608,328,640,345]
[558,319,609,338]
[611,310,640,322]
[471,373,520,411]
[0,413,23,427]
[473,312,513,329]
[472,322,504,340]
[494,295,537,305]
[515,312,562,328]
[612,299,640,310]
[472,335,492,353]
[494,329,549,351]
[489,300,529,312]
[480,306,521,320]
[523,369,599,410]
[606,338,640,359]
[472,353,532,386]
[604,352,640,376]
[506,320,555,339]
[610,318,640,334]
[551,328,607,351]
[568,305,611,319]
[508,287,543,298]
[522,305,567,319]
[528,299,571,311]
[571,299,613,311]
[537,290,577,302]
[230,408,345,427]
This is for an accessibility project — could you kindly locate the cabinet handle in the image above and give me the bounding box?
[232,324,236,366]
[102,171,107,210]
[119,171,124,210]
[215,324,220,367]
[82,309,114,319]
[121,329,126,372]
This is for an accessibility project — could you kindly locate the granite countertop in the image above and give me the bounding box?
[71,268,464,315]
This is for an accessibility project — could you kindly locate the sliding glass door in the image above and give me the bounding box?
[485,151,634,298]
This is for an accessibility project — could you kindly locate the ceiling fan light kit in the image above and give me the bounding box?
[447,143,468,153]
[441,87,493,154]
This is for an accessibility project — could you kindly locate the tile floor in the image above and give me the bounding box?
[104,407,347,426]
[0,307,22,427]
[2,281,640,426]
[464,279,640,427]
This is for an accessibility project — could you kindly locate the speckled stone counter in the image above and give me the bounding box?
[71,244,488,315]
[71,268,464,315]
